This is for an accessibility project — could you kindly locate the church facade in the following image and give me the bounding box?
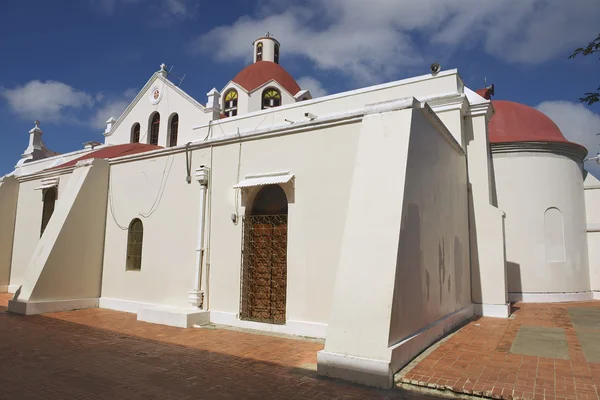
[1,35,599,389]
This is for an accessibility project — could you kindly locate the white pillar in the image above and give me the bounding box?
[189,166,209,308]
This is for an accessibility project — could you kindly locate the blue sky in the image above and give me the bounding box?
[1,0,599,176]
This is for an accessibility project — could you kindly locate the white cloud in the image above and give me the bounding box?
[297,76,328,98]
[91,0,196,20]
[0,80,94,123]
[537,101,600,176]
[190,0,600,83]
[0,81,138,130]
[90,88,139,130]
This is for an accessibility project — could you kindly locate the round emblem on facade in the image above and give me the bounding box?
[149,85,163,105]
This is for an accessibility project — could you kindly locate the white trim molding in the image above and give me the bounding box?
[509,292,594,303]
[7,298,98,315]
[209,311,328,339]
[34,177,59,190]
[593,291,600,300]
[318,305,473,389]
[473,303,511,318]
[98,297,152,314]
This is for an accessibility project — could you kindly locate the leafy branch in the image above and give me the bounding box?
[569,33,600,106]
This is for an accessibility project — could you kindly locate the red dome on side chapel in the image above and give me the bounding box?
[232,61,301,96]
[488,100,581,147]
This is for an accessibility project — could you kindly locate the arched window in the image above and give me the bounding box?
[544,208,566,262]
[149,112,160,145]
[131,123,140,143]
[168,113,179,147]
[40,187,57,237]
[126,218,144,271]
[256,42,263,62]
[274,43,280,64]
[240,185,288,324]
[224,90,238,117]
[262,88,281,109]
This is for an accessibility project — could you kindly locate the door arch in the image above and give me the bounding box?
[240,185,288,324]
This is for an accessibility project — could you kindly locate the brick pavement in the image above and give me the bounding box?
[396,301,600,400]
[0,293,435,400]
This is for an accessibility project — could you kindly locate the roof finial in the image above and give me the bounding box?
[160,63,167,71]
[34,120,40,129]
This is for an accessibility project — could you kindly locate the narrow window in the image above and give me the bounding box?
[126,218,144,271]
[169,113,179,147]
[262,88,281,109]
[256,42,263,61]
[40,187,57,237]
[149,113,160,145]
[224,90,238,117]
[131,123,140,143]
[274,43,280,64]
[544,208,566,262]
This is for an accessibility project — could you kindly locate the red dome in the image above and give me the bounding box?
[232,61,301,96]
[489,100,574,145]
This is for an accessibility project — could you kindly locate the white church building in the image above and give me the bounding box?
[1,34,599,389]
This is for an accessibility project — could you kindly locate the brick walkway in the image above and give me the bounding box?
[397,301,600,400]
[0,294,434,400]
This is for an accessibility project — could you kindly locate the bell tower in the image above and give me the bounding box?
[253,32,280,64]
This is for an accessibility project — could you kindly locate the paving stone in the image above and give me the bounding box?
[575,330,600,363]
[569,307,600,330]
[0,294,435,400]
[510,326,570,359]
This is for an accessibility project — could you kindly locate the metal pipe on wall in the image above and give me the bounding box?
[189,165,209,308]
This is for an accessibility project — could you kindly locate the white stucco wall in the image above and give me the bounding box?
[209,120,361,325]
[389,107,470,344]
[494,151,589,294]
[9,172,73,290]
[466,112,508,309]
[0,177,19,291]
[319,101,471,388]
[16,159,109,302]
[584,173,600,294]
[196,71,464,144]
[101,116,362,326]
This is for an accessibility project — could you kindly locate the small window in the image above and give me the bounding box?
[544,208,566,262]
[274,43,280,64]
[40,187,57,237]
[126,218,144,271]
[131,123,140,143]
[262,88,281,109]
[256,42,263,62]
[169,113,179,147]
[149,113,160,145]
[224,90,238,117]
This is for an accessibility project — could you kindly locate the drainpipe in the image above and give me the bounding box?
[189,165,209,308]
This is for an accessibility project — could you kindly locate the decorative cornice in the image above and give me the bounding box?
[422,93,467,114]
[420,103,465,155]
[491,141,587,161]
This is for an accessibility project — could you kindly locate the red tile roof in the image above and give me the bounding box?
[232,61,301,95]
[489,100,584,149]
[51,143,162,170]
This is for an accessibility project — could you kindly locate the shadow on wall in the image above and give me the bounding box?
[507,261,522,300]
[468,184,482,303]
[390,202,423,345]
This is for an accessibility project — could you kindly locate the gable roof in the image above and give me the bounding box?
[104,72,207,137]
[51,143,162,170]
